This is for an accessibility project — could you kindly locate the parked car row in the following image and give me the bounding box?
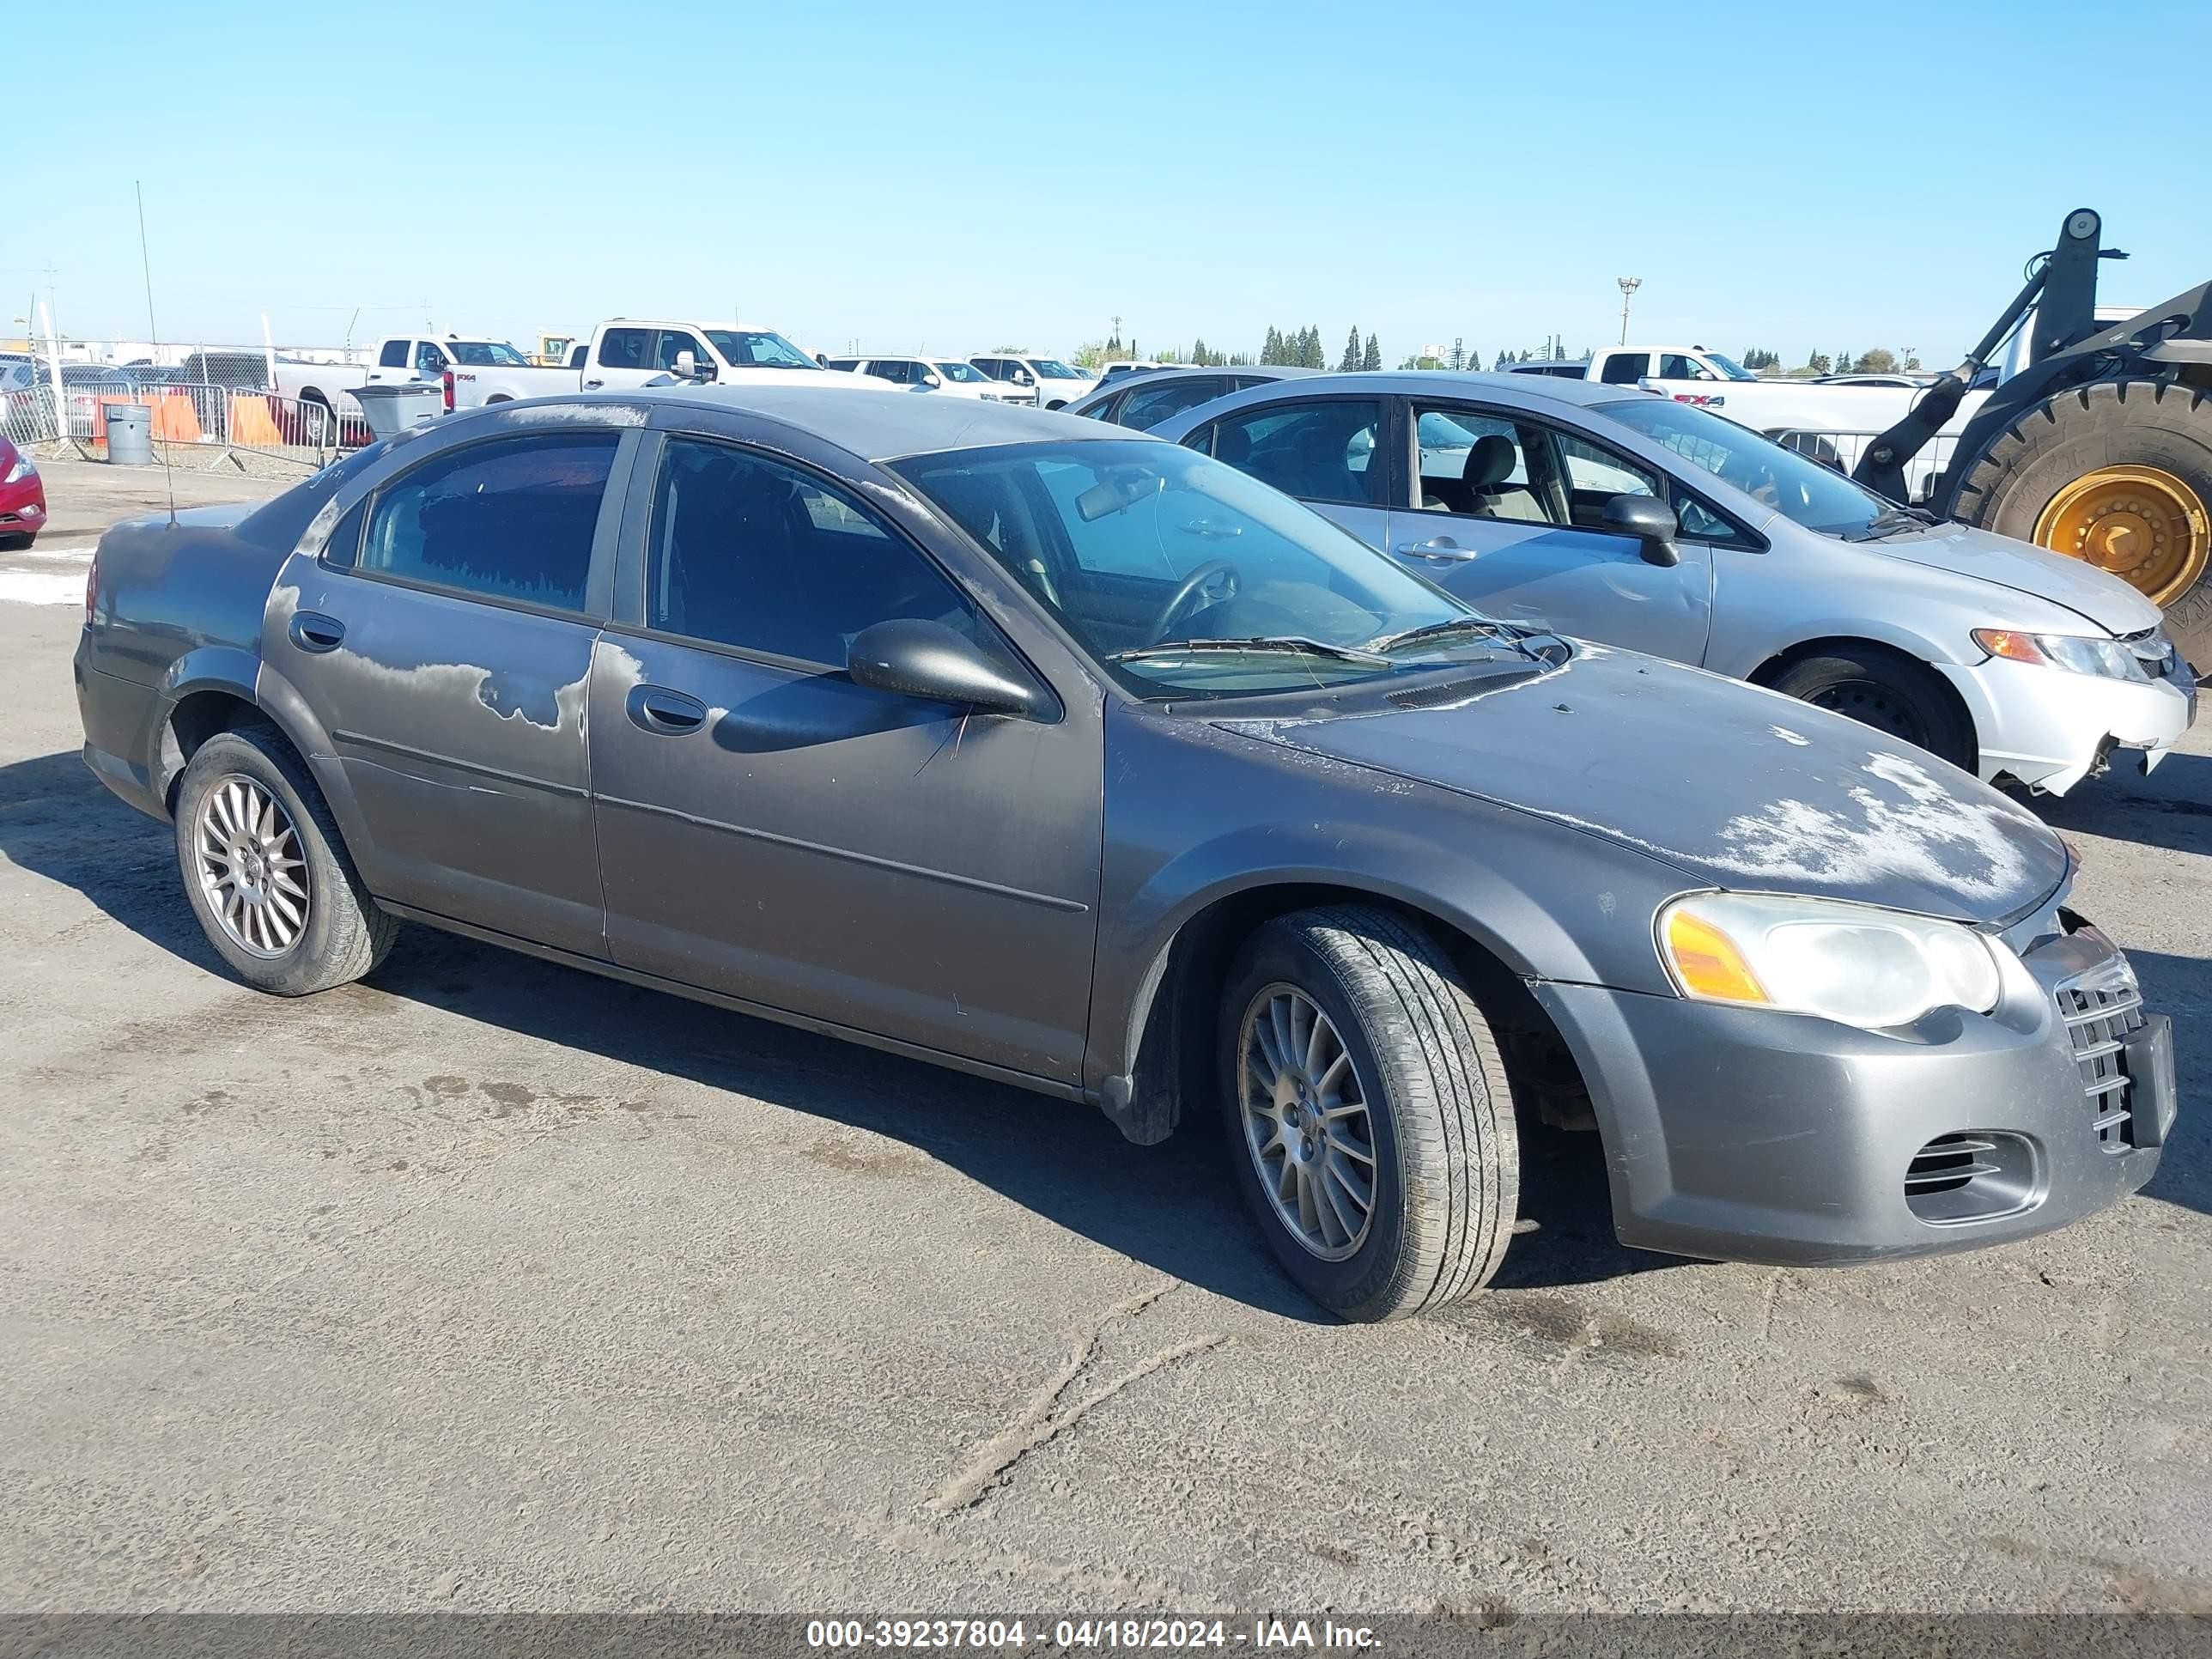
[76,386,2182,1322]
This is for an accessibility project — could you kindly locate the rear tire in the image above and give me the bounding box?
[173,722,398,995]
[1218,906,1518,1322]
[1769,647,1977,772]
[1953,378,2212,670]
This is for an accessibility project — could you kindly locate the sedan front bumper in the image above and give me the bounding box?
[1940,650,2197,795]
[1534,912,2172,1267]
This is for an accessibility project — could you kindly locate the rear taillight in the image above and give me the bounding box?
[83,555,99,626]
[441,370,454,413]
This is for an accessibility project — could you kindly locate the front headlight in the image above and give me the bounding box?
[1658,892,2004,1030]
[2,453,33,484]
[1972,627,2149,683]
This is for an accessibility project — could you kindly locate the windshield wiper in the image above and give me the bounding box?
[1108,635,1391,668]
[1851,504,1939,542]
[1367,617,1516,654]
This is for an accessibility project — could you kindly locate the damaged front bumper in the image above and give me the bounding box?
[1533,905,2173,1267]
[1942,646,2197,795]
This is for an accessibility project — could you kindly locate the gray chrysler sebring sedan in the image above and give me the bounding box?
[74,390,2177,1321]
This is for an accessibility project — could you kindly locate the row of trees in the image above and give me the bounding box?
[1072,331,1929,380]
[1254,325,1383,371]
[1740,345,1923,377]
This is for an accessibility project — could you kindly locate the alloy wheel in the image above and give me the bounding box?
[1238,984,1378,1261]
[194,774,309,958]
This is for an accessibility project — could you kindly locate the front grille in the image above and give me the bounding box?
[2117,625,2177,678]
[2056,957,2148,1150]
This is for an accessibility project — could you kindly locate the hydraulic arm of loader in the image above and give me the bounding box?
[1851,208,2116,504]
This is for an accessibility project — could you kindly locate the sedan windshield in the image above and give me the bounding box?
[933,361,989,383]
[704,330,821,370]
[447,340,528,367]
[894,440,1520,697]
[1594,396,1889,538]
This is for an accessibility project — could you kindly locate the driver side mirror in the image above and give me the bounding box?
[847,619,1048,719]
[1601,494,1680,567]
[1014,369,1034,386]
[672,349,715,383]
[923,373,943,388]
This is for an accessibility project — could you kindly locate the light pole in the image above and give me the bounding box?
[1616,277,1642,346]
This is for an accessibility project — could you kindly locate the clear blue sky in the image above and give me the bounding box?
[14,0,2211,367]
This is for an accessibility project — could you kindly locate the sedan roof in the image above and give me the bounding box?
[574,385,1133,463]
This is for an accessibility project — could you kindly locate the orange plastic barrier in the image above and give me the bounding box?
[226,394,283,447]
[90,393,205,444]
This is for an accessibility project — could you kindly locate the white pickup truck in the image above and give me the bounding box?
[567,320,895,396]
[275,336,568,422]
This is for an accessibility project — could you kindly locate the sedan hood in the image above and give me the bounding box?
[1861,523,2161,635]
[1215,647,2067,924]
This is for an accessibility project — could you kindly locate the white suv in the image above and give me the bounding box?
[967,353,1097,410]
[824,356,1016,401]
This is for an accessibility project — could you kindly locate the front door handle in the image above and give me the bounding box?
[1395,537,1480,563]
[626,684,708,736]
[289,612,345,653]
[583,378,604,390]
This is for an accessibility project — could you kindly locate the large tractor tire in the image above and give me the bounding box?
[1952,378,2212,670]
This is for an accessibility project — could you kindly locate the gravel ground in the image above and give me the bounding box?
[1,472,2207,1615]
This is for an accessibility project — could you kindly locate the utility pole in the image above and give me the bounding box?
[1616,277,1642,346]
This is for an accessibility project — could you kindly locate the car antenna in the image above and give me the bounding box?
[135,180,177,528]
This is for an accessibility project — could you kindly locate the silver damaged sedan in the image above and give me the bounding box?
[1154,372,2197,793]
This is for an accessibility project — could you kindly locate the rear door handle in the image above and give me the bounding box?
[289,612,345,653]
[1395,537,1480,563]
[583,378,604,390]
[626,684,708,735]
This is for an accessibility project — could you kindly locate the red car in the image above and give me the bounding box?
[0,435,46,548]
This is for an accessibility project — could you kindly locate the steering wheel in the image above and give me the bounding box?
[1147,559,1241,642]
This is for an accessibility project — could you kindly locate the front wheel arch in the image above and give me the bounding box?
[1113,881,1588,1149]
[1747,635,1979,772]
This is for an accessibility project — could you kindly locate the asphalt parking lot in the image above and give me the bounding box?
[3,465,2209,1614]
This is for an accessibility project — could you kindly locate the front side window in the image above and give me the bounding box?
[647,438,977,665]
[896,440,1504,700]
[702,330,819,370]
[1657,353,1711,380]
[1206,398,1384,507]
[447,341,528,367]
[1413,408,1550,521]
[355,432,618,611]
[597,328,653,370]
[377,339,410,369]
[1595,395,1885,537]
[872,360,913,384]
[655,330,710,373]
[414,342,447,374]
[1115,376,1226,431]
[1598,352,1650,385]
[972,358,1012,380]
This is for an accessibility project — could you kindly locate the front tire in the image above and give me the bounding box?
[1769,647,1977,772]
[173,723,398,994]
[1218,906,1518,1322]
